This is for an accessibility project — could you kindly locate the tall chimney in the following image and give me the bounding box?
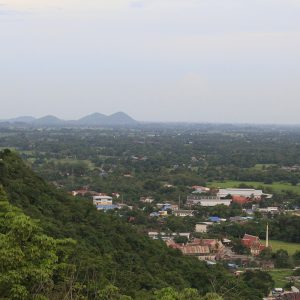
[266,223,269,248]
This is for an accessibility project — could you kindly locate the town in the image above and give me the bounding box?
[1,125,300,299]
[72,185,300,299]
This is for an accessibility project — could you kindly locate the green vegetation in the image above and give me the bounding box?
[0,149,273,299]
[0,187,77,299]
[1,124,300,298]
[268,269,294,288]
[263,240,300,256]
[208,180,300,194]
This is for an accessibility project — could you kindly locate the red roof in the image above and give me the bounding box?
[232,195,249,204]
[242,234,259,247]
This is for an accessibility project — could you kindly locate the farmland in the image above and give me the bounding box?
[208,180,300,194]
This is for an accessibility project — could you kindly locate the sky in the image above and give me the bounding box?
[0,0,300,123]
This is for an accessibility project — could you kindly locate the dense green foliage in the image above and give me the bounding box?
[0,187,76,299]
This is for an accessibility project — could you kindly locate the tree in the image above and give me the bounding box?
[273,249,290,268]
[0,186,76,299]
[259,248,272,260]
[292,251,300,265]
[242,270,274,297]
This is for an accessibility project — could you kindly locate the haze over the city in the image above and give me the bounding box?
[1,0,300,123]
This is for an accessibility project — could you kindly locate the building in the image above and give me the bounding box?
[186,195,232,207]
[148,232,191,241]
[195,222,213,233]
[217,188,272,199]
[92,195,113,206]
[158,203,179,211]
[241,234,265,255]
[140,196,154,203]
[257,207,279,215]
[208,216,226,222]
[172,210,194,217]
[191,186,210,194]
[230,216,252,223]
[166,238,224,261]
[96,204,118,211]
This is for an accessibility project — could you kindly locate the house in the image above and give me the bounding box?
[158,210,168,216]
[208,216,226,223]
[241,234,265,255]
[166,240,211,260]
[180,245,212,260]
[166,238,224,261]
[96,204,118,211]
[140,196,154,203]
[192,239,225,255]
[195,222,213,233]
[159,203,179,211]
[172,210,194,217]
[186,195,231,207]
[92,195,113,206]
[148,232,191,241]
[257,207,279,215]
[229,216,251,223]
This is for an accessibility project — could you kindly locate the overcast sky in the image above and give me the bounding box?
[0,0,300,123]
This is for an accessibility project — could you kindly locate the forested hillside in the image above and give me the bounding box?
[0,149,273,299]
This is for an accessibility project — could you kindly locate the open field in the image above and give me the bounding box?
[250,164,277,170]
[263,240,300,255]
[208,180,300,194]
[51,159,96,170]
[268,269,294,288]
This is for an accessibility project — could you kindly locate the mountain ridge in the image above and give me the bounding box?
[1,112,137,126]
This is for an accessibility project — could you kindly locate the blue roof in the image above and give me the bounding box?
[209,216,221,222]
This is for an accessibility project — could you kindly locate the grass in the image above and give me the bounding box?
[251,164,277,170]
[208,180,300,194]
[52,159,95,170]
[268,269,294,288]
[262,240,300,256]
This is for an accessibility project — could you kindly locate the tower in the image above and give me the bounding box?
[266,223,269,248]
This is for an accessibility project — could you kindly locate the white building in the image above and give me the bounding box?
[140,197,155,203]
[173,210,194,217]
[195,222,213,233]
[217,188,272,199]
[187,196,231,207]
[92,195,113,206]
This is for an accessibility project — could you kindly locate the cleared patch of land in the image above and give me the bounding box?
[208,180,300,194]
[263,240,300,256]
[268,269,294,288]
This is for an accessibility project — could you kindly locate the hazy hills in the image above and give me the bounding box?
[1,112,137,126]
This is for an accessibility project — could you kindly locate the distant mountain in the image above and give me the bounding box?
[1,112,137,127]
[7,116,36,123]
[107,112,136,125]
[77,112,107,125]
[77,112,137,126]
[33,115,65,125]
